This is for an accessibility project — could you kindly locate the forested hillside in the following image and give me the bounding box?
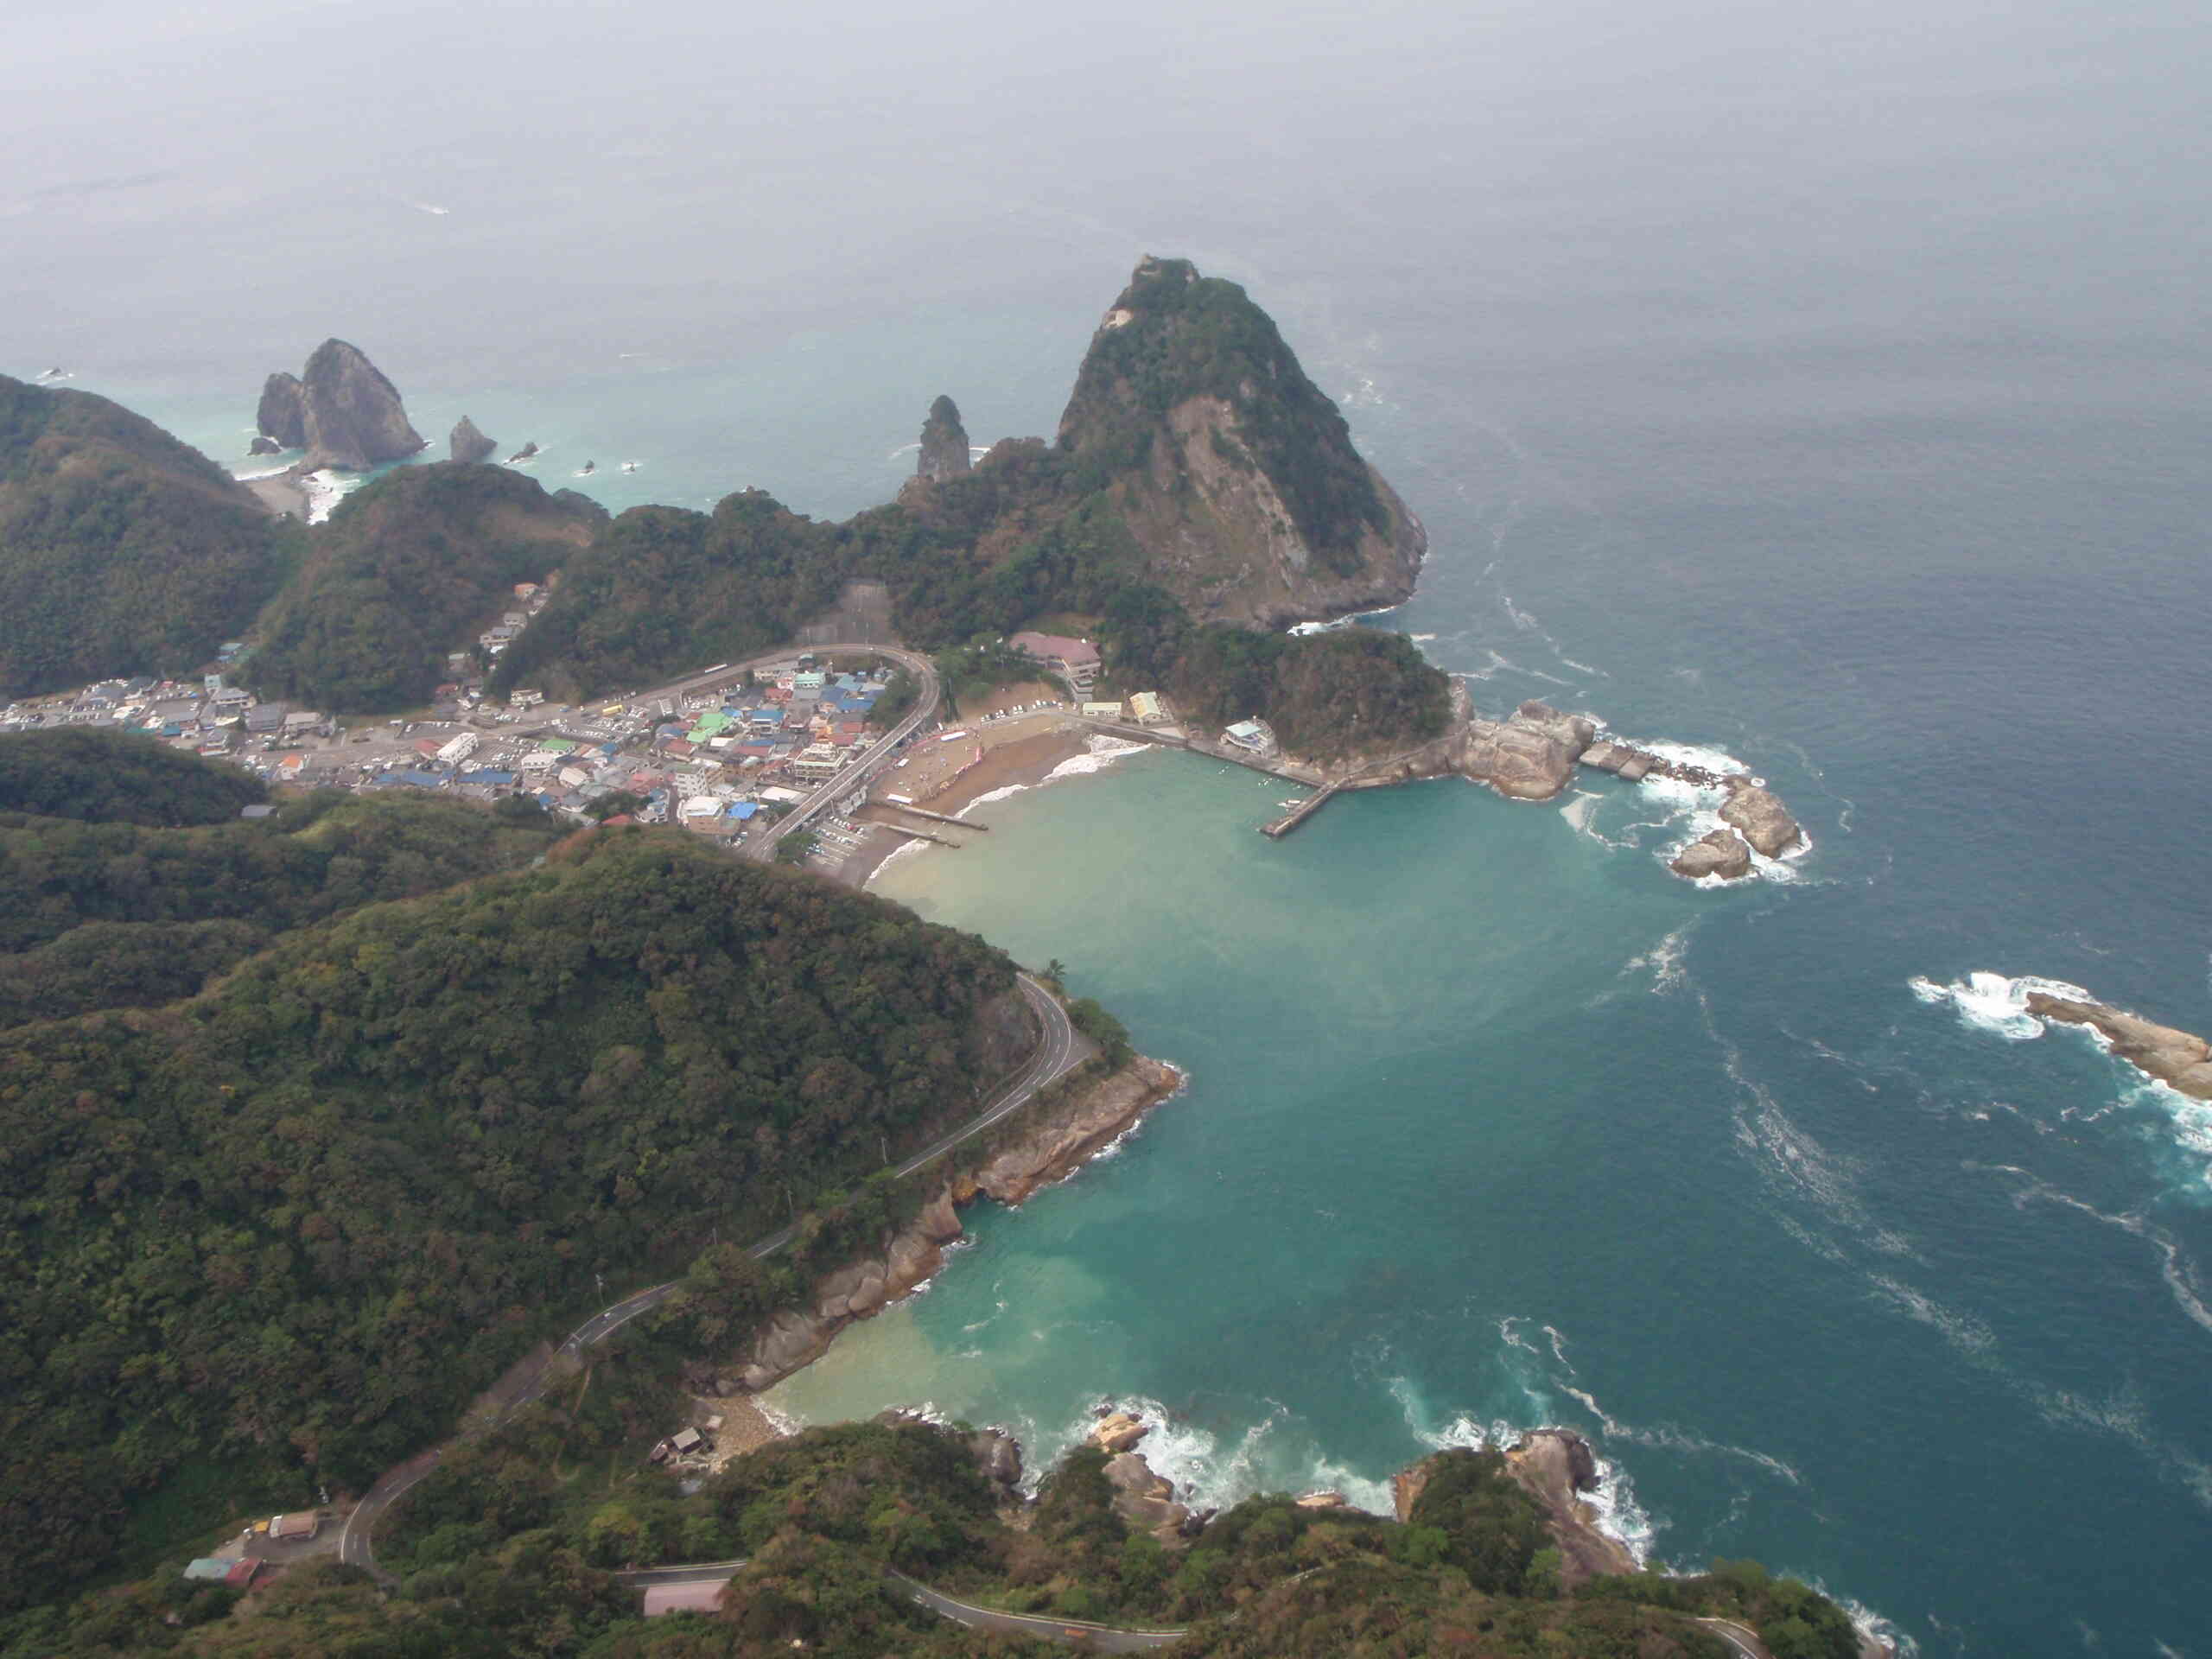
[0,780,566,1026]
[0,828,1022,1613]
[0,728,267,826]
[246,462,599,711]
[1,1421,1865,1659]
[0,375,300,698]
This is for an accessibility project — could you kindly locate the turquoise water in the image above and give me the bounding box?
[12,0,2212,1648]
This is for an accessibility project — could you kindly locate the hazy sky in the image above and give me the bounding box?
[5,0,2206,397]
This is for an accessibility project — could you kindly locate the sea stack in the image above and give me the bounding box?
[255,372,307,449]
[255,340,424,470]
[918,394,970,481]
[1052,254,1427,627]
[450,416,498,464]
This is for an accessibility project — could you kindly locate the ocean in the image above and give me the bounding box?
[9,0,2211,1649]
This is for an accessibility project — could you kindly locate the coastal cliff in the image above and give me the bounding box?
[1057,255,1426,626]
[721,1055,1185,1395]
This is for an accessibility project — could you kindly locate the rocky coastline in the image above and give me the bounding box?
[1257,680,1806,881]
[702,1055,1185,1398]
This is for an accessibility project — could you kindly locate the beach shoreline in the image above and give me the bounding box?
[835,716,1097,888]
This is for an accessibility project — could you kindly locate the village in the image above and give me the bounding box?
[0,611,1211,880]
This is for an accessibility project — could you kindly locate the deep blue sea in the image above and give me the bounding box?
[8,1,2210,1649]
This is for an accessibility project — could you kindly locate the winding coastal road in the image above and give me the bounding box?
[338,971,1077,1582]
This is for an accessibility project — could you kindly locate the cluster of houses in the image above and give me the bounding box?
[3,634,899,832]
[0,644,338,766]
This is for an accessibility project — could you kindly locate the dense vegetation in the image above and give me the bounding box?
[0,374,300,697]
[0,785,566,1023]
[247,462,596,711]
[0,728,266,826]
[0,825,1026,1613]
[1056,257,1386,576]
[2,1420,1866,1659]
[498,460,1446,759]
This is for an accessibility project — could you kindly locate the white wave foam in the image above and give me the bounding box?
[1917,975,2212,1188]
[1541,1325,1576,1374]
[962,784,1029,810]
[1906,970,2096,1040]
[1046,734,1147,780]
[863,834,931,886]
[1975,1164,2212,1337]
[298,467,364,524]
[886,441,920,459]
[1867,1274,1997,1357]
[1559,1385,1802,1487]
[1623,926,1693,995]
[1610,737,1807,885]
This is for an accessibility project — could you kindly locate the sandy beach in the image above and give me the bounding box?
[241,468,311,518]
[832,715,1096,889]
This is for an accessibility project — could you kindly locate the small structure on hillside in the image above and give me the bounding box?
[1222,718,1278,758]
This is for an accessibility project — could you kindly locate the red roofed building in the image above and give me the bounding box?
[1007,631,1101,693]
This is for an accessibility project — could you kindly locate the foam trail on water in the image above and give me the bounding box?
[1906,970,2097,1040]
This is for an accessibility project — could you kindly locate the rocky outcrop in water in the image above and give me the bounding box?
[256,372,307,449]
[256,341,424,469]
[918,394,970,481]
[1719,776,1804,857]
[1671,827,1754,880]
[450,416,497,464]
[1455,700,1597,802]
[247,434,283,457]
[2025,994,2212,1100]
[508,441,539,463]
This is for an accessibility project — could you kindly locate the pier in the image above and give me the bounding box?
[861,817,963,848]
[1261,784,1341,839]
[878,799,988,831]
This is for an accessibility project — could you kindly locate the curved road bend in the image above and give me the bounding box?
[340,971,1077,1580]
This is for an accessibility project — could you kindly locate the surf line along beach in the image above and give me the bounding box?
[829,691,1147,888]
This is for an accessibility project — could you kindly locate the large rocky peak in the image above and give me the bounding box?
[1053,256,1424,627]
[917,394,970,481]
[254,340,424,470]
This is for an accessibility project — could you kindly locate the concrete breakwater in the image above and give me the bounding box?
[1079,688,1805,876]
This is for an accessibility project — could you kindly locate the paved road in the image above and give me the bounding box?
[607,1560,1185,1649]
[339,967,1078,1582]
[1698,1616,1772,1659]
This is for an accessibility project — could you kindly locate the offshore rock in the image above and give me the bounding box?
[450,416,498,464]
[1719,776,1804,857]
[508,441,539,462]
[247,434,283,457]
[1055,256,1425,628]
[2025,993,2212,1101]
[264,339,426,470]
[1671,827,1754,880]
[256,372,307,449]
[1090,1410,1149,1454]
[918,394,971,481]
